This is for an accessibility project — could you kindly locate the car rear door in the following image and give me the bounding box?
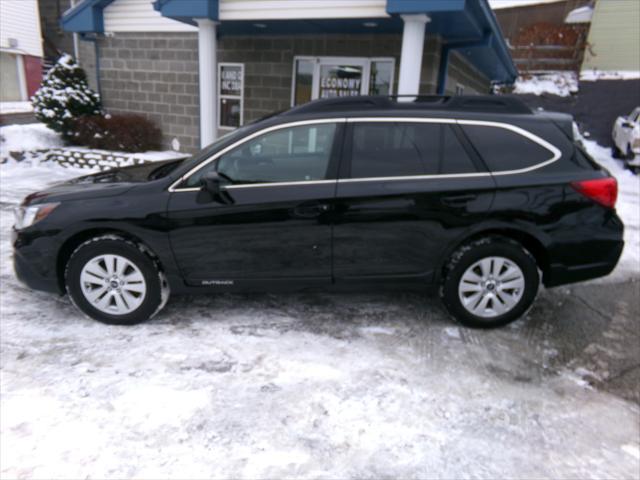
[167,120,344,288]
[332,118,496,284]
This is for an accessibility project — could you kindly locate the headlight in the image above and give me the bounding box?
[13,203,60,230]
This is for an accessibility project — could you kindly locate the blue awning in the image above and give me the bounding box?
[62,0,517,84]
[60,0,116,33]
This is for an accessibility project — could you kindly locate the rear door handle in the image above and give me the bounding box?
[441,194,477,207]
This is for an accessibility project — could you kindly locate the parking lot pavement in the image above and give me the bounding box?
[2,263,639,478]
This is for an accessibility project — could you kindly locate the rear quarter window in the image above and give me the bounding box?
[461,124,556,172]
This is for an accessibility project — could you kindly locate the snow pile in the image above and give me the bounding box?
[1,123,186,168]
[512,72,578,97]
[581,138,640,280]
[581,70,640,82]
[0,101,34,115]
[45,147,188,171]
[0,123,64,159]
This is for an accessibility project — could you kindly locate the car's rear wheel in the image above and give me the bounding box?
[65,236,168,325]
[440,237,540,328]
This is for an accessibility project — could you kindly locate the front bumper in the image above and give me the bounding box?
[14,249,62,294]
[12,228,63,295]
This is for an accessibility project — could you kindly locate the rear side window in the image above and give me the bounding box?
[461,124,554,172]
[350,122,477,178]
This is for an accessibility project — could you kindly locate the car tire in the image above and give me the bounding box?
[65,235,169,325]
[440,236,540,329]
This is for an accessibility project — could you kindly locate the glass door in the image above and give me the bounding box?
[291,57,395,106]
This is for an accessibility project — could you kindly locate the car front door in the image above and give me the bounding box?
[332,119,495,284]
[167,120,343,288]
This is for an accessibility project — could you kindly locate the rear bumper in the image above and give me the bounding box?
[545,239,624,287]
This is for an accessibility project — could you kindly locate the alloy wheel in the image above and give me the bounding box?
[458,256,525,318]
[79,254,147,315]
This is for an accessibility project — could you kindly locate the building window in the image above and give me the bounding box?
[0,51,26,102]
[291,56,395,106]
[369,60,394,96]
[294,59,313,105]
[218,63,244,130]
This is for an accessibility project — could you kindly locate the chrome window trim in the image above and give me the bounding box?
[168,118,345,192]
[169,116,562,192]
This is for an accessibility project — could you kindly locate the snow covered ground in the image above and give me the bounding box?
[0,102,34,115]
[581,70,640,82]
[0,123,64,156]
[1,133,639,478]
[512,72,579,97]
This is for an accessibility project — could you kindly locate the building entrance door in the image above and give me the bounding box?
[292,56,395,106]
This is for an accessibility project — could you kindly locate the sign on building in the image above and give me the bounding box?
[219,63,244,129]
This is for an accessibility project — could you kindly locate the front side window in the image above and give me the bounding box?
[349,122,477,179]
[186,123,337,187]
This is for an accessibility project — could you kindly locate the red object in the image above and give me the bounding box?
[571,177,618,208]
[23,55,43,98]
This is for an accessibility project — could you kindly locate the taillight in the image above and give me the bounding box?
[571,177,618,208]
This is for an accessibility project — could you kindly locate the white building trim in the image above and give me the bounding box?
[219,0,388,20]
[397,14,430,98]
[0,0,43,57]
[197,19,218,147]
[102,0,388,33]
[104,0,197,33]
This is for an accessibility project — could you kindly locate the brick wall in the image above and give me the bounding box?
[94,32,200,152]
[83,32,491,154]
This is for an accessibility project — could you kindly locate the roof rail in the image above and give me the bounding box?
[283,95,532,116]
[283,96,394,115]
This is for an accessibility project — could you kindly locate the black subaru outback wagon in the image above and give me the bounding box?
[13,96,623,328]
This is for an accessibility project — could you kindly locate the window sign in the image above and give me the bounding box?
[218,63,244,130]
[291,57,395,106]
[319,65,363,98]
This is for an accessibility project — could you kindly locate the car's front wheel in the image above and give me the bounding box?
[65,236,168,325]
[440,237,540,328]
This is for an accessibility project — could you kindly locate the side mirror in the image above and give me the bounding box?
[200,170,222,195]
[198,170,234,205]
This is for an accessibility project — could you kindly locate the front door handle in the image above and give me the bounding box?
[293,203,331,218]
[441,194,477,207]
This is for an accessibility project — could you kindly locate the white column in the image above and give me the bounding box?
[397,14,430,99]
[196,19,218,148]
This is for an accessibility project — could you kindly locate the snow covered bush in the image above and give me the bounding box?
[31,54,102,141]
[72,114,162,152]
